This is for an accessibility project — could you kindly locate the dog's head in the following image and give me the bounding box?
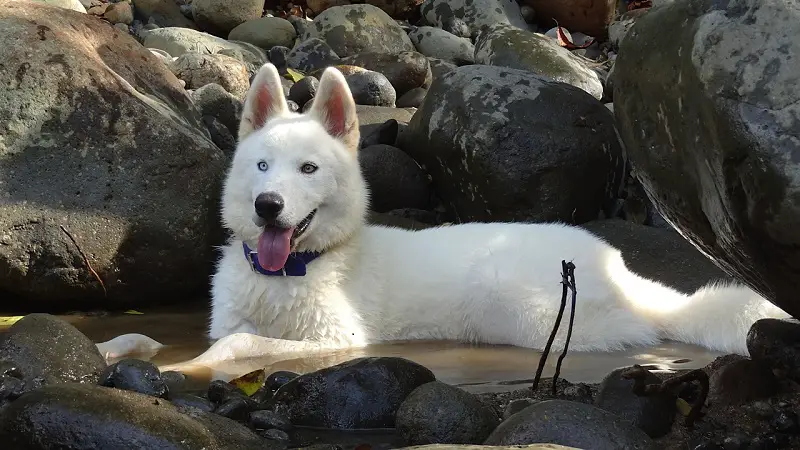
[221,63,368,271]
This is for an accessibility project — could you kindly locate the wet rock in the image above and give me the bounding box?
[342,68,397,107]
[0,3,225,310]
[171,393,216,412]
[229,17,297,50]
[99,359,168,398]
[250,409,294,432]
[613,0,800,319]
[169,52,251,99]
[420,0,528,31]
[299,4,415,57]
[409,26,474,65]
[397,87,427,108]
[191,0,262,36]
[273,357,436,429]
[521,0,616,37]
[133,0,197,28]
[340,51,431,97]
[0,314,106,384]
[503,398,536,420]
[594,367,676,438]
[484,399,654,449]
[709,358,777,405]
[398,64,624,225]
[747,319,800,381]
[0,383,275,449]
[215,396,257,421]
[360,144,431,212]
[207,379,244,404]
[287,38,341,72]
[289,76,320,108]
[396,381,499,445]
[192,83,244,138]
[474,24,604,100]
[265,370,299,392]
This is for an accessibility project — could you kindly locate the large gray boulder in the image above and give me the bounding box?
[613,0,800,318]
[0,2,226,310]
[398,65,625,225]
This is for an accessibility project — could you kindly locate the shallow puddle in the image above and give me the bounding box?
[37,307,725,394]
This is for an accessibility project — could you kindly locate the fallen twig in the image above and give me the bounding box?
[532,260,577,395]
[621,364,709,428]
[59,225,107,297]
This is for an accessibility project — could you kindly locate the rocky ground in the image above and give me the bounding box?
[2,313,800,449]
[1,0,799,448]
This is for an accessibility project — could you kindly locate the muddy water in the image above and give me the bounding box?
[49,307,724,393]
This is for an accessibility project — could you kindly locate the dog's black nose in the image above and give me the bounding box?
[254,192,284,220]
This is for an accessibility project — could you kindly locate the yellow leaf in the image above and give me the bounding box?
[676,397,692,416]
[229,368,266,396]
[284,67,305,83]
[0,316,24,326]
[124,310,144,315]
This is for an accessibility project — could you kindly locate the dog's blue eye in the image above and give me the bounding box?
[257,161,268,172]
[301,163,317,174]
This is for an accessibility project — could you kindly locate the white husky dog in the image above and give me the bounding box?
[100,63,789,363]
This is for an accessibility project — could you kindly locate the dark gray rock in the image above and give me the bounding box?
[214,396,256,421]
[207,379,244,404]
[709,358,777,405]
[503,398,536,420]
[484,399,655,449]
[360,144,431,212]
[357,105,414,140]
[397,87,427,108]
[99,358,169,398]
[594,367,676,438]
[161,370,187,393]
[748,319,800,381]
[299,5,415,57]
[398,65,625,225]
[170,393,216,412]
[0,314,106,384]
[133,0,198,29]
[360,119,400,148]
[288,76,320,109]
[287,38,340,73]
[272,356,436,429]
[250,409,294,432]
[192,83,243,137]
[265,370,299,392]
[474,24,604,100]
[345,70,397,107]
[0,383,276,449]
[0,4,226,310]
[268,45,291,70]
[613,0,800,319]
[409,26,474,65]
[396,381,500,445]
[203,115,237,156]
[340,51,431,97]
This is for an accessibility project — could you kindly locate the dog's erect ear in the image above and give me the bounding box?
[308,67,360,154]
[238,63,289,141]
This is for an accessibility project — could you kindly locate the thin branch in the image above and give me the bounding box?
[552,261,577,396]
[532,260,577,392]
[59,225,107,297]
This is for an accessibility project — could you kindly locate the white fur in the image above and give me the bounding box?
[193,64,792,365]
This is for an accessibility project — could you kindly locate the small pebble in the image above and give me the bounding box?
[265,371,298,392]
[262,428,290,442]
[98,359,168,399]
[214,396,255,421]
[207,380,241,404]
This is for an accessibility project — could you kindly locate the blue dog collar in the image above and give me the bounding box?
[242,241,322,277]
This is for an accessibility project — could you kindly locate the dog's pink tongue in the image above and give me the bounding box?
[257,227,294,271]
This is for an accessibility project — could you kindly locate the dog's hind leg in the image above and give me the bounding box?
[188,332,340,365]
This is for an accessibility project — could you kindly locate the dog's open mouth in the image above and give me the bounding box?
[256,209,317,271]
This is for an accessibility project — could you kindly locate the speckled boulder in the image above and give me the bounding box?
[420,0,528,34]
[228,17,297,50]
[340,51,431,97]
[142,27,267,70]
[474,24,604,100]
[397,65,624,225]
[191,0,262,36]
[168,52,250,99]
[613,0,800,318]
[0,2,226,309]
[287,38,341,72]
[409,26,474,65]
[300,4,414,57]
